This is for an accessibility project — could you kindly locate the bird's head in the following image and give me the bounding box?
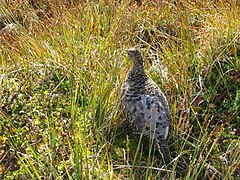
[127,48,143,66]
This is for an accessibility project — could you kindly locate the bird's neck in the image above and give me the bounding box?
[127,63,147,83]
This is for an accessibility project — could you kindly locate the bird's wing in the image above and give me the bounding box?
[144,80,170,140]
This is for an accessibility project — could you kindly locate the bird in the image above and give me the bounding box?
[121,48,171,164]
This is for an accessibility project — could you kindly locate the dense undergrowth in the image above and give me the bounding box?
[0,0,239,179]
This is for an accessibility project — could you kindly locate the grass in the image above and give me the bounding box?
[0,0,239,179]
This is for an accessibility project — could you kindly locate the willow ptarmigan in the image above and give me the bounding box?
[121,48,170,164]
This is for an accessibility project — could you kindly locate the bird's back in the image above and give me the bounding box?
[121,78,170,140]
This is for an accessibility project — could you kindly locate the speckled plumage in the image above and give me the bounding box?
[121,48,171,164]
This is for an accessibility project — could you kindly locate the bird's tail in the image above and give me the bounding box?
[156,139,170,164]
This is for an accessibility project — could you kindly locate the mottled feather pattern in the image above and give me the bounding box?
[121,48,171,164]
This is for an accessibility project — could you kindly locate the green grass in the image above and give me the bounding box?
[0,0,239,179]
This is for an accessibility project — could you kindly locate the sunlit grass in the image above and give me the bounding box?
[0,0,239,179]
